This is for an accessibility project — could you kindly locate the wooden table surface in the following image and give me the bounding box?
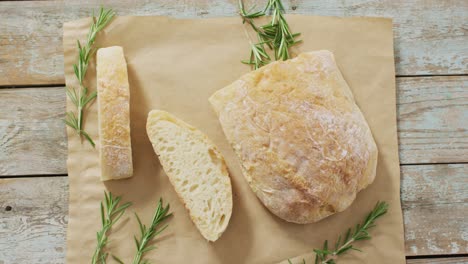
[0,1,467,263]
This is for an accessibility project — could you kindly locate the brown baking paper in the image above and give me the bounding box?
[64,15,405,264]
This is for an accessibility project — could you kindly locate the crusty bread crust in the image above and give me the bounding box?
[96,46,133,181]
[146,110,233,241]
[209,50,378,224]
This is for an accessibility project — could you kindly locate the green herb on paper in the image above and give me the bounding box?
[119,199,171,264]
[239,0,301,69]
[92,192,132,264]
[262,0,302,60]
[65,7,115,147]
[288,201,389,264]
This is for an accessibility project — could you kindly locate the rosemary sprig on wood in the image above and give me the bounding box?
[125,199,172,264]
[65,7,115,147]
[92,192,132,264]
[239,0,301,69]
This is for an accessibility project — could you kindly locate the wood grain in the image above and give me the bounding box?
[1,76,466,176]
[0,0,467,86]
[402,164,468,256]
[0,177,68,264]
[397,76,468,164]
[0,88,67,176]
[0,164,466,263]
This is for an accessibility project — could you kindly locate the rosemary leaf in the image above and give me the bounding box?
[92,191,132,264]
[65,7,115,147]
[112,255,125,264]
[131,199,172,264]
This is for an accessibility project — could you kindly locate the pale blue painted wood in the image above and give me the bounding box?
[0,0,466,85]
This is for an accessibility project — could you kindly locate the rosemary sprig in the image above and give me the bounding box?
[65,7,115,147]
[128,199,172,264]
[263,0,301,60]
[287,201,388,264]
[239,0,301,69]
[313,201,389,264]
[92,192,132,264]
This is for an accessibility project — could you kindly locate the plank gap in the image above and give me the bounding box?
[406,254,468,259]
[401,162,468,167]
[1,73,467,89]
[397,74,468,78]
[0,83,65,89]
[0,174,68,178]
[4,161,467,178]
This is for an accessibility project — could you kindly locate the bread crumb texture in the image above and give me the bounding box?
[147,110,233,241]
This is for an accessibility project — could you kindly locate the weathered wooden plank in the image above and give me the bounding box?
[407,257,468,264]
[0,0,466,86]
[1,76,466,176]
[0,177,68,264]
[0,164,466,262]
[397,76,468,164]
[0,88,67,176]
[402,164,468,256]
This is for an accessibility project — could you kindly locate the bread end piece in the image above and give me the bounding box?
[96,46,133,181]
[146,110,233,241]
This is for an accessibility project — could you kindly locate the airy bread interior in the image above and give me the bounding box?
[146,110,232,241]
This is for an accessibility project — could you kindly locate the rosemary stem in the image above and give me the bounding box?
[77,87,83,132]
[132,238,146,264]
[91,233,105,264]
[92,211,110,264]
[132,251,141,264]
[321,238,355,264]
[132,233,149,264]
[242,23,255,45]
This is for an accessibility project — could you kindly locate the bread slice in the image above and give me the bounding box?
[146,110,232,241]
[96,46,133,181]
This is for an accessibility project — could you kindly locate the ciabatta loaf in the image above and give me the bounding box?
[96,46,133,181]
[209,50,378,224]
[146,110,232,241]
